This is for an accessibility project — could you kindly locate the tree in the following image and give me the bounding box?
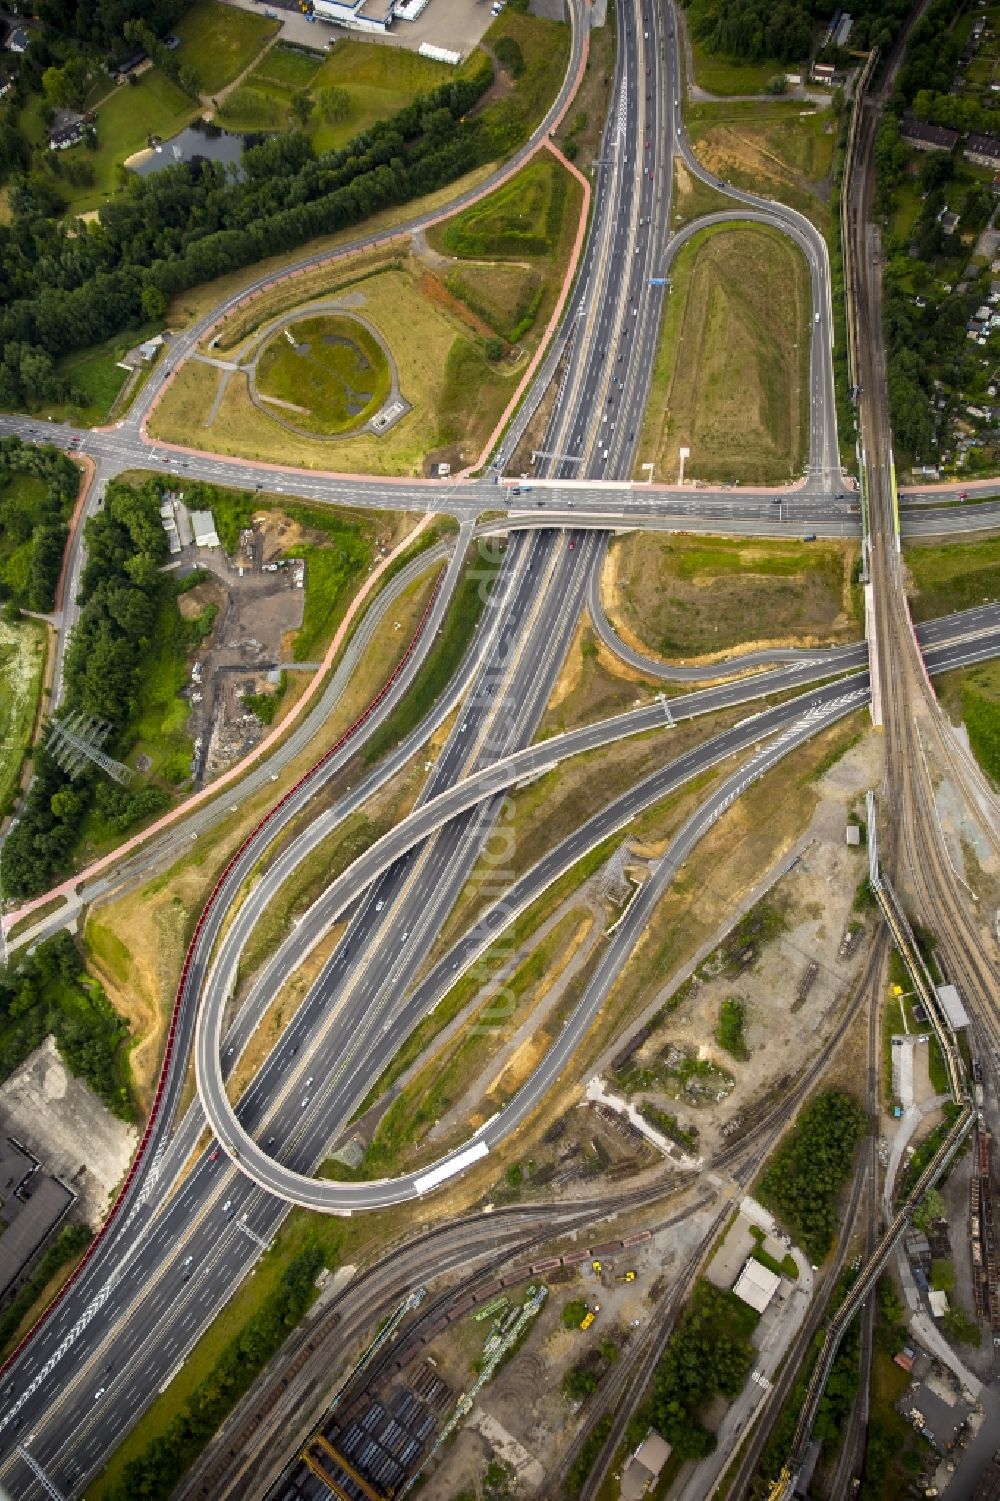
[318,85,350,124]
[290,90,313,126]
[484,334,505,361]
[912,1187,945,1230]
[42,61,89,109]
[141,283,166,321]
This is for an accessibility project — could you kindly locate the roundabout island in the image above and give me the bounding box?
[247,303,408,439]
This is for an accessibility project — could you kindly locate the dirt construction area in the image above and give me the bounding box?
[599,731,883,1163]
[168,508,306,783]
[0,1037,137,1228]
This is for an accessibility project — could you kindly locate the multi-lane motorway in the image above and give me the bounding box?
[1,0,999,1495]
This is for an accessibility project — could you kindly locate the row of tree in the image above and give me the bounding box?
[681,0,907,65]
[2,478,170,899]
[0,68,497,410]
[107,1243,325,1501]
[0,437,78,611]
[0,931,132,1116]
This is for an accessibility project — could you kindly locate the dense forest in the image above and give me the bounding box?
[758,1090,866,1260]
[0,931,133,1117]
[2,477,173,899]
[681,0,909,65]
[0,438,78,611]
[0,61,502,410]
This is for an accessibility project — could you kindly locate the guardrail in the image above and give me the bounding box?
[0,573,444,1385]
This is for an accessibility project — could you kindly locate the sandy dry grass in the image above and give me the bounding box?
[153,262,521,474]
[603,530,861,659]
[637,223,812,486]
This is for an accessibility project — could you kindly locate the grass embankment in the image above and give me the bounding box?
[686,98,837,228]
[255,313,391,435]
[174,0,278,96]
[155,151,582,474]
[362,544,497,762]
[671,157,734,228]
[327,907,592,1179]
[905,535,1000,621]
[637,223,812,485]
[0,1223,92,1364]
[605,530,861,659]
[0,616,47,815]
[906,536,1000,783]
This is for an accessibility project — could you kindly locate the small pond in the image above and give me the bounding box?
[132,123,247,178]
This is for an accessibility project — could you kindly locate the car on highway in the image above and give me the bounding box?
[208,1148,219,1162]
[94,1388,106,1402]
[301,1096,310,1109]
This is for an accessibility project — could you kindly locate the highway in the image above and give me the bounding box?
[2,0,1000,1493]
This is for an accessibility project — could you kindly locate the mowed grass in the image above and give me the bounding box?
[687,99,836,228]
[606,532,860,657]
[0,617,47,815]
[309,40,456,152]
[905,536,1000,621]
[58,68,198,213]
[637,222,811,486]
[174,0,278,95]
[255,314,390,434]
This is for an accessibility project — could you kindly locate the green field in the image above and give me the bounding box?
[608,531,860,657]
[219,38,453,145]
[905,536,1000,620]
[0,617,47,816]
[174,0,279,95]
[309,40,456,152]
[255,314,391,435]
[638,222,812,485]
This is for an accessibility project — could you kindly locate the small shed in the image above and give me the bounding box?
[929,1288,950,1318]
[937,984,969,1030]
[190,510,221,549]
[621,1431,671,1500]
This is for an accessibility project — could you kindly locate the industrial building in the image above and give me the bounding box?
[732,1257,781,1315]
